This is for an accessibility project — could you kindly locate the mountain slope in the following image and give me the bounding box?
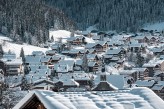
[47,0,164,32]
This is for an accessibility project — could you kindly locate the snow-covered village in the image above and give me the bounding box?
[0,24,164,108]
[1,0,164,109]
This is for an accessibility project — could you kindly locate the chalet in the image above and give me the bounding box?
[53,60,75,75]
[88,62,99,73]
[93,72,119,91]
[94,41,108,52]
[109,56,120,63]
[106,48,124,57]
[135,36,149,43]
[132,68,149,80]
[51,55,63,64]
[129,43,145,52]
[13,88,164,109]
[103,55,113,64]
[68,49,85,58]
[67,36,85,45]
[26,69,51,84]
[147,36,159,44]
[119,70,138,81]
[31,79,55,90]
[73,72,93,86]
[154,72,164,81]
[87,54,99,62]
[0,58,23,75]
[45,50,57,56]
[94,73,125,89]
[143,60,164,77]
[151,47,164,55]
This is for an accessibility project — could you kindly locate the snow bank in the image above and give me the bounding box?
[143,22,164,31]
[1,42,48,57]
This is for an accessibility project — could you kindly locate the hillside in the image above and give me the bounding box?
[47,0,164,32]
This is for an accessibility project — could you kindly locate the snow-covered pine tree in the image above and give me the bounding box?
[0,44,4,58]
[20,47,25,64]
[136,53,144,67]
[82,53,88,73]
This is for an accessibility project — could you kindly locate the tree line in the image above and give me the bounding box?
[0,0,75,45]
[47,0,164,32]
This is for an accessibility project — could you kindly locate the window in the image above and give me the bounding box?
[100,75,106,81]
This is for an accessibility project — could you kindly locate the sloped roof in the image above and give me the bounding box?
[85,43,96,49]
[40,56,52,63]
[25,55,41,64]
[135,80,155,87]
[32,51,44,56]
[92,81,118,91]
[106,49,122,55]
[88,61,97,67]
[14,87,164,109]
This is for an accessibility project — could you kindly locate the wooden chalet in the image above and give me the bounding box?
[94,41,108,52]
[132,68,149,80]
[88,62,99,73]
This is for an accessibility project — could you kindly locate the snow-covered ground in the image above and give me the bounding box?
[0,34,49,57]
[14,87,164,109]
[0,30,75,57]
[49,29,72,43]
[143,22,164,31]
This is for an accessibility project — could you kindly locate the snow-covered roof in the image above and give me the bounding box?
[132,68,148,72]
[32,51,44,56]
[151,81,164,91]
[45,50,57,55]
[119,70,137,75]
[94,74,125,89]
[3,53,16,60]
[143,59,164,67]
[85,43,96,49]
[54,60,75,72]
[87,54,97,60]
[129,43,142,48]
[135,80,155,87]
[40,56,52,63]
[25,55,41,64]
[14,87,164,109]
[88,61,97,67]
[3,57,22,65]
[106,48,122,55]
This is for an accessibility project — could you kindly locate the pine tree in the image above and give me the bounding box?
[0,44,4,58]
[82,53,88,73]
[51,35,54,42]
[21,76,29,90]
[20,47,25,64]
[136,53,144,67]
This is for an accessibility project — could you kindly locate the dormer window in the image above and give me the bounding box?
[100,75,106,81]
